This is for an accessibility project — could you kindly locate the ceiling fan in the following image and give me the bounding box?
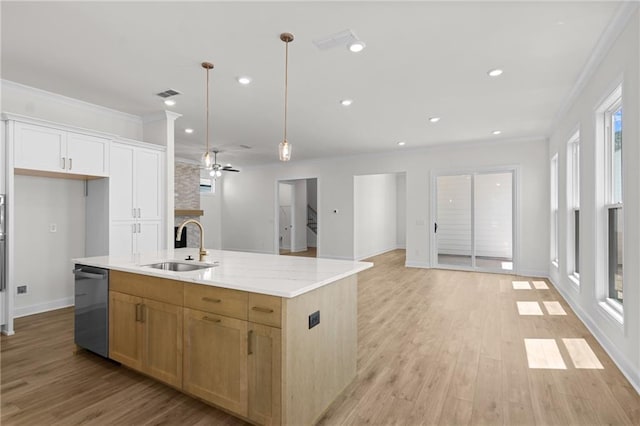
[209,150,239,177]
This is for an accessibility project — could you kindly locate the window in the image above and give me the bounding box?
[597,85,623,316]
[567,132,580,282]
[550,154,559,266]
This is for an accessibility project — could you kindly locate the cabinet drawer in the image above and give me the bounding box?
[248,294,282,328]
[184,283,247,320]
[110,271,183,305]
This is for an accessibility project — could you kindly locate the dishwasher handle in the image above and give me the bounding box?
[73,268,107,280]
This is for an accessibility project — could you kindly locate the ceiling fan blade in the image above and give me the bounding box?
[223,168,240,173]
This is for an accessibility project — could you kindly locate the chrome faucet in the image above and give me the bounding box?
[176,219,208,261]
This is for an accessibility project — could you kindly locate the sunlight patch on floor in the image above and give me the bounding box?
[532,281,549,289]
[543,301,567,315]
[517,301,543,316]
[563,338,604,369]
[512,281,532,290]
[525,339,567,369]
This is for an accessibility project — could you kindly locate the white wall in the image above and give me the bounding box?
[14,175,86,317]
[396,173,406,249]
[354,174,397,260]
[200,192,222,250]
[221,138,547,273]
[548,9,640,391]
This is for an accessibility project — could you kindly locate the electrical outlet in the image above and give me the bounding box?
[308,310,320,329]
[49,223,57,233]
[17,285,27,294]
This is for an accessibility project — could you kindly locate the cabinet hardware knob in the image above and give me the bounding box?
[251,306,274,314]
[202,297,222,303]
[203,316,221,323]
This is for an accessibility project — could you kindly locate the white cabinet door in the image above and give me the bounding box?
[135,148,163,221]
[14,123,66,172]
[110,222,135,257]
[66,132,109,177]
[110,144,135,222]
[136,222,162,254]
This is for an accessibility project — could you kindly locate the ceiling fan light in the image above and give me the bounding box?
[279,140,292,162]
[347,40,366,53]
[216,170,222,177]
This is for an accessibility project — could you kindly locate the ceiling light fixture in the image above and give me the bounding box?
[487,69,503,77]
[340,99,353,106]
[429,117,441,123]
[492,130,502,135]
[237,76,252,85]
[347,40,366,53]
[185,128,194,134]
[279,32,294,162]
[200,62,214,170]
[164,99,176,106]
[397,141,406,146]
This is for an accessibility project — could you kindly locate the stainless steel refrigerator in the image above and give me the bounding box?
[0,194,5,291]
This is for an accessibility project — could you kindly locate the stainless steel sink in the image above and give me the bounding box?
[144,261,217,272]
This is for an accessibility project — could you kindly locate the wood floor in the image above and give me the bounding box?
[279,247,317,257]
[2,249,639,425]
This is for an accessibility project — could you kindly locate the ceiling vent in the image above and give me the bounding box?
[156,89,181,98]
[239,144,252,150]
[312,29,359,50]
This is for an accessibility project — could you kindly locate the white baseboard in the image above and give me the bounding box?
[14,297,74,318]
[405,260,430,269]
[319,255,354,261]
[546,275,640,395]
[356,247,398,261]
[291,247,308,253]
[516,269,548,279]
[396,244,406,250]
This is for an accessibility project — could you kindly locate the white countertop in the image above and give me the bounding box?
[73,248,373,298]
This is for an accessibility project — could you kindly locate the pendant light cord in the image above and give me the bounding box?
[206,66,210,153]
[284,39,289,143]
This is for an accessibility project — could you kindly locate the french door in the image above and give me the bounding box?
[434,170,515,272]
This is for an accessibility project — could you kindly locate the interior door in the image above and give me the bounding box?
[435,170,514,272]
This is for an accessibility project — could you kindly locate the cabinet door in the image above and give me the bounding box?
[248,323,282,426]
[142,299,183,388]
[14,123,66,172]
[135,148,163,221]
[109,291,143,370]
[110,143,135,221]
[135,221,161,254]
[110,222,135,256]
[183,308,248,416]
[66,132,109,177]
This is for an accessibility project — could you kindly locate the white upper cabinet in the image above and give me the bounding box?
[135,148,163,221]
[110,144,135,221]
[14,122,109,177]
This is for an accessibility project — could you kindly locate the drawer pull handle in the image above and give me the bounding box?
[135,303,142,322]
[202,297,222,303]
[248,329,254,355]
[203,316,221,323]
[252,306,274,314]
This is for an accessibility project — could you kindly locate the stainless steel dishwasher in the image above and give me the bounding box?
[73,265,109,357]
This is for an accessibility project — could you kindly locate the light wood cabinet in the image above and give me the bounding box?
[248,323,282,426]
[14,122,109,177]
[109,291,143,370]
[142,299,183,388]
[183,308,248,416]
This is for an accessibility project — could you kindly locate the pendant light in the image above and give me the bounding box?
[200,62,214,170]
[279,32,294,161]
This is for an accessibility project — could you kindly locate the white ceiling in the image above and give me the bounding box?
[1,1,621,167]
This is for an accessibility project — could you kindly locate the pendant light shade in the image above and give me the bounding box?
[200,62,214,170]
[279,32,294,162]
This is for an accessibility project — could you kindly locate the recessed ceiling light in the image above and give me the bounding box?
[487,69,503,77]
[185,128,194,134]
[492,130,502,135]
[164,99,176,106]
[397,141,406,146]
[429,117,441,123]
[340,99,353,106]
[237,76,252,85]
[347,40,366,53]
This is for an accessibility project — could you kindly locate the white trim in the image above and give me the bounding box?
[1,80,143,124]
[291,247,308,253]
[318,255,353,261]
[13,297,74,319]
[222,247,273,255]
[115,137,166,152]
[599,300,624,326]
[549,1,638,133]
[142,110,182,124]
[405,260,430,269]
[546,274,640,394]
[516,269,548,279]
[395,244,406,250]
[2,111,117,140]
[356,247,397,261]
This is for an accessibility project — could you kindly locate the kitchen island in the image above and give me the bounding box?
[73,248,372,426]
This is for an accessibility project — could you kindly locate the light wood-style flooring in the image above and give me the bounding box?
[2,250,639,425]
[279,247,317,257]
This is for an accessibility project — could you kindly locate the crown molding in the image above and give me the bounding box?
[549,1,639,134]
[142,110,182,124]
[0,79,143,124]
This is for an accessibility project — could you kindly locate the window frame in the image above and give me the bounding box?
[566,131,580,285]
[550,153,559,268]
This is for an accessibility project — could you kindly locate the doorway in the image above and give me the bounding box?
[277,178,318,258]
[433,169,515,272]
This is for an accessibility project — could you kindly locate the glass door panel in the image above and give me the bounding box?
[436,175,472,267]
